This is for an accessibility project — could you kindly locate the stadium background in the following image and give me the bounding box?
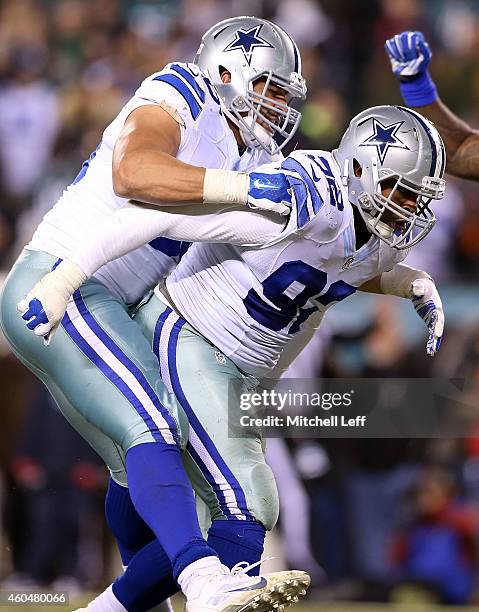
[0,0,479,609]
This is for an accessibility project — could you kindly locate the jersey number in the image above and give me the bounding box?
[244,261,356,334]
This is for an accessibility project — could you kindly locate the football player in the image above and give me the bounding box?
[385,30,479,181]
[0,16,310,612]
[17,105,446,611]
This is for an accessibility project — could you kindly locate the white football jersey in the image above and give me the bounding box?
[166,150,408,378]
[29,62,279,304]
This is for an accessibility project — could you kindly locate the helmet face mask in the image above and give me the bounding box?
[358,167,436,250]
[334,105,446,250]
[229,70,304,152]
[194,16,307,154]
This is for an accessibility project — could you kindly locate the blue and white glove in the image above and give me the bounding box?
[17,259,87,345]
[385,31,438,107]
[410,277,444,356]
[202,168,292,216]
[247,170,293,216]
[380,265,444,356]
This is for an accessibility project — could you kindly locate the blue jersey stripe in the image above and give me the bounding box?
[72,143,100,185]
[281,157,324,228]
[149,236,190,260]
[291,178,310,228]
[354,238,380,264]
[170,64,205,103]
[153,74,201,120]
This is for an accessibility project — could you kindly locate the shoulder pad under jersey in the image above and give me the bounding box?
[277,150,349,242]
[134,62,222,127]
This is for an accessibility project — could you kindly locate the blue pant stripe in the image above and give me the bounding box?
[166,317,253,520]
[62,290,178,445]
[185,440,241,521]
[153,307,173,381]
[62,309,165,444]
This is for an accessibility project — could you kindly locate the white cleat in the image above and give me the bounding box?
[186,563,310,612]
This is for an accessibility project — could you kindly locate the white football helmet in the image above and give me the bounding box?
[334,105,446,249]
[194,16,307,155]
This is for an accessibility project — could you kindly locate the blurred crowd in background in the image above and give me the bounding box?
[1,0,479,606]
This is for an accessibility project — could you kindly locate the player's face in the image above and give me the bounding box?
[252,77,289,133]
[380,181,418,232]
[220,70,291,143]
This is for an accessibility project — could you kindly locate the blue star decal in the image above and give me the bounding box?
[223,25,274,66]
[359,118,409,164]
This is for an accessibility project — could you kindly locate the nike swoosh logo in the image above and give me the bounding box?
[226,577,268,593]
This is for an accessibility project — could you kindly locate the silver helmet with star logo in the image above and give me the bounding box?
[334,105,446,249]
[194,16,307,155]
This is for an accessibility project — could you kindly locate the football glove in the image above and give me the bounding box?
[410,277,444,356]
[17,259,87,345]
[202,168,291,216]
[247,170,293,216]
[385,31,431,79]
[385,31,438,106]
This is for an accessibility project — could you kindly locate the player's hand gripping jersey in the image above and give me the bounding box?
[29,62,280,305]
[165,150,409,378]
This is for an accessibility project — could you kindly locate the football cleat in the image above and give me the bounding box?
[185,562,310,612]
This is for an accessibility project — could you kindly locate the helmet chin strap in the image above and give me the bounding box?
[364,213,394,238]
[239,113,273,150]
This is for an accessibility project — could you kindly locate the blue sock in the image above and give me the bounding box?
[111,519,266,610]
[105,477,155,566]
[207,520,266,575]
[126,442,217,579]
[112,539,178,612]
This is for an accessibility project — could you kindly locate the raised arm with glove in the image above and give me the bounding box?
[385,31,479,181]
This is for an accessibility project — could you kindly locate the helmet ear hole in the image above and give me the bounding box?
[353,158,362,178]
[219,66,230,83]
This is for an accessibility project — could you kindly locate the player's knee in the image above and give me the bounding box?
[122,423,180,454]
[121,407,187,454]
[247,463,279,531]
[110,467,128,487]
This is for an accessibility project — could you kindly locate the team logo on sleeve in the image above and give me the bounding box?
[223,25,273,66]
[359,118,410,164]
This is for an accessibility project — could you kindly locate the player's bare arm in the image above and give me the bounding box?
[358,275,382,293]
[385,30,479,181]
[113,104,292,212]
[15,162,301,342]
[358,264,444,356]
[113,104,207,204]
[408,99,479,181]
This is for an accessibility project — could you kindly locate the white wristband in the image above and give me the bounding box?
[203,168,249,206]
[54,259,88,296]
[380,264,431,298]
